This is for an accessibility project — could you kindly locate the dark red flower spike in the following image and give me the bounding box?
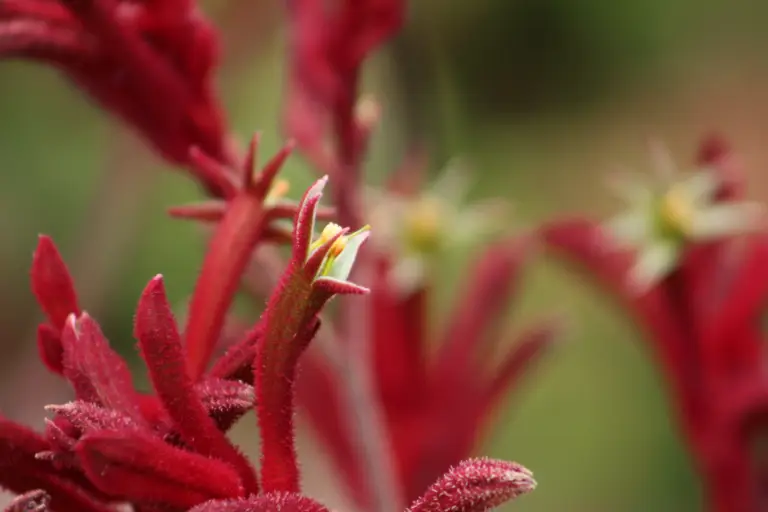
[0,0,233,188]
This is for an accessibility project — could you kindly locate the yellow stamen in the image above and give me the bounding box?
[404,196,443,254]
[659,185,694,237]
[310,222,344,253]
[329,237,348,258]
[266,179,290,203]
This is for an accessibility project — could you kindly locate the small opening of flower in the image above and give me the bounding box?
[315,224,371,279]
[311,222,344,254]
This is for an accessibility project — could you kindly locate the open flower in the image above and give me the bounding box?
[368,159,509,294]
[297,155,556,507]
[604,147,764,291]
[542,137,768,512]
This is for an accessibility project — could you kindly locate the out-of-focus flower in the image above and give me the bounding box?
[542,136,768,512]
[368,159,509,294]
[283,0,405,201]
[0,0,232,192]
[297,154,557,507]
[603,146,763,291]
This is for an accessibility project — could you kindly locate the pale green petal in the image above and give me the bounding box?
[451,200,510,247]
[629,241,680,293]
[678,170,719,206]
[325,228,370,281]
[687,203,765,240]
[604,211,653,246]
[431,158,471,204]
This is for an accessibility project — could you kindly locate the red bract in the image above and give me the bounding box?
[541,136,768,512]
[0,0,231,191]
[31,235,80,375]
[297,233,557,506]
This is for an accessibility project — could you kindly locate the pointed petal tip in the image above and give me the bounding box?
[309,175,329,197]
[64,313,78,331]
[283,138,297,151]
[145,274,165,290]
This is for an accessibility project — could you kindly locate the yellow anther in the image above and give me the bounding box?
[404,196,444,254]
[266,179,290,203]
[311,222,344,253]
[329,236,348,258]
[658,185,694,237]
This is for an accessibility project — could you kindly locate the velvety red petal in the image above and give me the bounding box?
[31,236,79,330]
[188,492,329,512]
[135,276,259,493]
[76,430,243,508]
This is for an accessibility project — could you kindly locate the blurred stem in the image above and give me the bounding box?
[246,240,403,512]
[337,270,403,512]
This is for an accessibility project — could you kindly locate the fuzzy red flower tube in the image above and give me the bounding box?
[254,176,370,493]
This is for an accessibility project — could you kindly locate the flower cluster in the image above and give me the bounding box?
[0,0,543,510]
[543,137,768,512]
[2,169,538,512]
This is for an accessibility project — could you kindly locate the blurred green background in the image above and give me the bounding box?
[2,0,768,510]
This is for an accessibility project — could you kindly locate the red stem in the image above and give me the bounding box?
[254,257,317,493]
[185,195,268,380]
